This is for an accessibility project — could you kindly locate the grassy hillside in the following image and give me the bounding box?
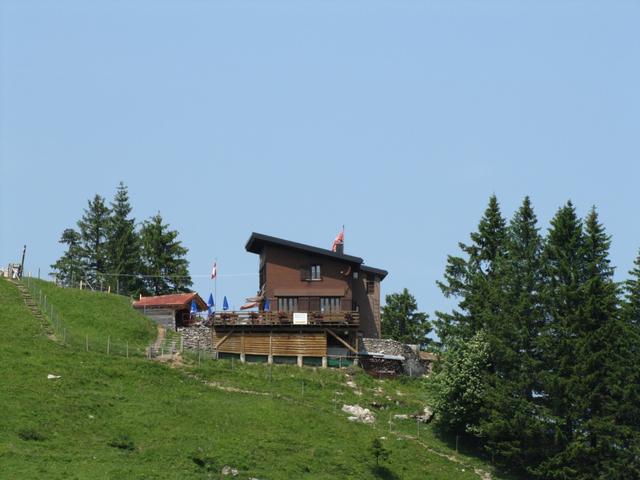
[0,278,497,479]
[25,278,156,351]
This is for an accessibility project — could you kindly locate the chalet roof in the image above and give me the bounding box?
[360,265,388,280]
[245,232,388,280]
[246,232,364,264]
[133,292,207,311]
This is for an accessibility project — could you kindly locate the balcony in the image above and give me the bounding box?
[209,311,360,328]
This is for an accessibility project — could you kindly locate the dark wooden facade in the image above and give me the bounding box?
[212,233,387,363]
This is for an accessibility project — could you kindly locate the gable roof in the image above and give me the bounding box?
[246,232,364,265]
[133,292,207,310]
[245,232,388,280]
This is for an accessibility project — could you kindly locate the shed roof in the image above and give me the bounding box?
[133,292,207,310]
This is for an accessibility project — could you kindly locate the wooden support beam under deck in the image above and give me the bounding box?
[326,328,358,354]
[214,328,236,349]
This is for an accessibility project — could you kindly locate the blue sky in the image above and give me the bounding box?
[1,1,639,316]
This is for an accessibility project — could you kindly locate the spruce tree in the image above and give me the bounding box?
[50,228,85,286]
[77,194,110,285]
[536,201,586,476]
[380,288,431,345]
[621,250,640,478]
[139,213,192,295]
[565,208,640,478]
[435,194,507,343]
[624,249,640,328]
[479,197,548,474]
[105,182,142,296]
[434,195,507,440]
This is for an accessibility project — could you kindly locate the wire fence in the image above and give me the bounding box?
[20,278,364,371]
[22,278,153,358]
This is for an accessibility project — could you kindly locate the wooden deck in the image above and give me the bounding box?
[209,311,360,328]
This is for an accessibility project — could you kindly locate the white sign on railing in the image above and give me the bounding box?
[293,312,308,325]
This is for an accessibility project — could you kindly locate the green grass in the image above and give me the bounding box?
[0,278,497,479]
[24,278,156,353]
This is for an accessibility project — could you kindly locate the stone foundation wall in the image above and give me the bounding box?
[360,338,428,377]
[177,326,213,350]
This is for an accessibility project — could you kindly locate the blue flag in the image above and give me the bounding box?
[190,299,197,314]
[223,296,229,311]
[207,293,215,314]
[263,297,270,311]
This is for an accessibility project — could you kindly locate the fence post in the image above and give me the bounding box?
[107,336,110,355]
[86,335,89,352]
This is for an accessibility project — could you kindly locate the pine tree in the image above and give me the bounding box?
[620,249,640,478]
[563,208,640,477]
[381,288,431,345]
[535,201,586,476]
[77,194,110,285]
[479,197,548,474]
[139,213,192,295]
[624,249,640,328]
[435,195,507,343]
[105,182,142,296]
[50,228,85,286]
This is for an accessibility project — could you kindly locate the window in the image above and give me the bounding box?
[320,297,341,313]
[277,297,298,312]
[310,264,321,280]
[366,275,375,294]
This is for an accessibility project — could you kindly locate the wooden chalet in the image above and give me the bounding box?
[211,232,387,366]
[133,292,207,330]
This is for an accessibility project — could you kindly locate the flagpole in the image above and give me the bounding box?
[214,258,218,312]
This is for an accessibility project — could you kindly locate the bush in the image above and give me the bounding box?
[108,433,135,451]
[18,428,47,442]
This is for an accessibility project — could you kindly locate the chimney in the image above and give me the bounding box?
[335,242,344,255]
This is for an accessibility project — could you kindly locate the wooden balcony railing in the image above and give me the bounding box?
[209,311,360,327]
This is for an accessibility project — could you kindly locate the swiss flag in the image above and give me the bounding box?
[211,262,217,280]
[331,228,344,252]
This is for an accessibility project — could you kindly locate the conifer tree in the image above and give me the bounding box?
[105,182,142,296]
[139,213,192,295]
[77,194,110,285]
[561,208,640,477]
[434,195,507,440]
[624,249,640,328]
[435,195,507,343]
[50,228,85,286]
[479,197,548,474]
[381,288,431,345]
[536,201,586,474]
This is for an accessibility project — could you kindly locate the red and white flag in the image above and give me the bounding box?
[210,262,217,279]
[331,228,344,252]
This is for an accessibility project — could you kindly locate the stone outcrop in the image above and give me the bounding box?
[342,404,375,424]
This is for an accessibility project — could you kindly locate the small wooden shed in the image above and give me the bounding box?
[133,292,207,330]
